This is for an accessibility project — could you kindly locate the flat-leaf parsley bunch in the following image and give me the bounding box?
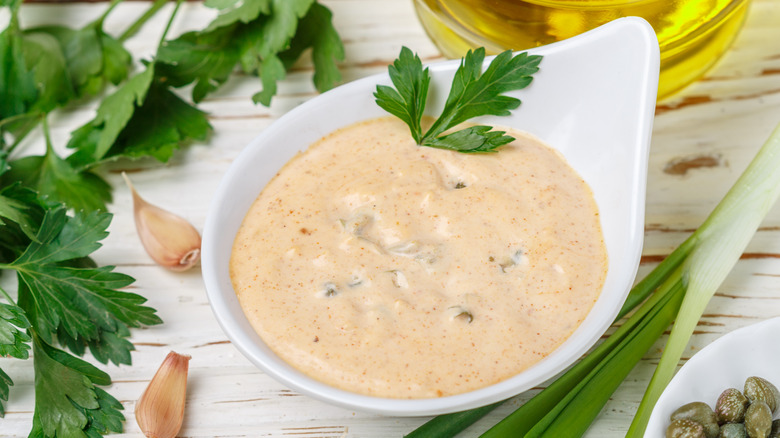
[0,0,344,436]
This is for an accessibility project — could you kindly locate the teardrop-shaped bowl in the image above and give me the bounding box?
[202,16,659,416]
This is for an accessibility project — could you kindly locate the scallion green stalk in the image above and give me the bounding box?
[627,121,780,436]
[405,402,502,438]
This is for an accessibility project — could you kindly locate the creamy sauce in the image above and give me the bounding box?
[230,117,607,398]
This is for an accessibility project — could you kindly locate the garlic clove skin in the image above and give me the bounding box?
[123,173,202,271]
[136,351,191,438]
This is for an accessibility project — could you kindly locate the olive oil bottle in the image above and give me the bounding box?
[413,0,750,100]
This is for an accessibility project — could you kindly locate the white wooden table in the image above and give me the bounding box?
[2,0,780,436]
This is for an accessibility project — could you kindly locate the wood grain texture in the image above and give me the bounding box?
[2,0,780,436]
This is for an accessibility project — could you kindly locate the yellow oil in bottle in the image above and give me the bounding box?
[413,0,750,100]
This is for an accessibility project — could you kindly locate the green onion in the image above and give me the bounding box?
[405,121,780,437]
[405,402,502,438]
[627,121,780,436]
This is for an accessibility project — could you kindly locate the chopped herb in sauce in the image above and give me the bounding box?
[498,248,526,272]
[448,306,474,323]
[348,274,364,287]
[388,270,409,288]
[322,282,339,297]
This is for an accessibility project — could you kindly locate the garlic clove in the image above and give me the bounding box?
[123,172,201,271]
[136,351,191,438]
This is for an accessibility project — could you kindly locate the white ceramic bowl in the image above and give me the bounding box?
[645,317,780,436]
[202,17,659,416]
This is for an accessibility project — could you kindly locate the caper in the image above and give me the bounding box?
[744,400,772,438]
[667,418,707,438]
[671,402,719,438]
[716,388,749,424]
[720,423,747,438]
[745,376,780,415]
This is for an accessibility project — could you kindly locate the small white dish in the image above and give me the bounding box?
[202,17,659,416]
[645,317,780,436]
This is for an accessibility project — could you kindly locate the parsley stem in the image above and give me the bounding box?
[0,284,15,304]
[0,112,40,131]
[157,0,183,49]
[119,0,169,43]
[3,112,43,157]
[41,113,53,153]
[5,121,37,156]
[6,0,20,33]
[95,0,124,29]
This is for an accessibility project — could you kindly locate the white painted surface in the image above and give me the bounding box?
[2,0,780,436]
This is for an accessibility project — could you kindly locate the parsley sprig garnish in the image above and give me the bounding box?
[375,47,542,153]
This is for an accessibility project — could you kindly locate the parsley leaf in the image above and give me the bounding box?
[253,54,287,106]
[22,31,76,115]
[29,334,123,438]
[13,207,107,265]
[9,207,162,365]
[283,2,345,94]
[0,26,76,127]
[6,138,112,212]
[0,183,40,240]
[105,81,212,162]
[424,124,515,152]
[63,324,134,367]
[80,386,125,437]
[0,180,44,263]
[67,67,155,165]
[15,264,142,345]
[374,47,430,144]
[204,0,270,31]
[0,299,31,417]
[0,367,12,417]
[155,0,343,106]
[253,0,314,59]
[31,23,131,98]
[0,301,31,360]
[426,49,541,140]
[66,65,211,168]
[0,8,132,147]
[0,28,38,121]
[155,27,241,103]
[375,47,542,153]
[0,199,147,433]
